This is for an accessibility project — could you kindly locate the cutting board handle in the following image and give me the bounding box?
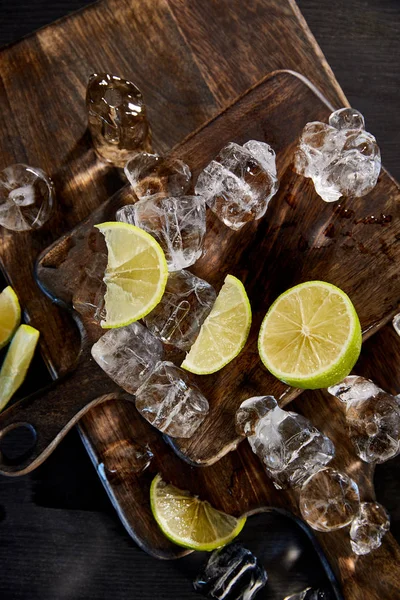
[0,353,133,476]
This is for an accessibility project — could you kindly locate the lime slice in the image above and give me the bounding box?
[150,474,246,551]
[181,274,251,374]
[258,280,362,389]
[96,222,168,328]
[0,324,40,412]
[0,286,21,350]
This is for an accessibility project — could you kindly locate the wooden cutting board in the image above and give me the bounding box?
[1,1,399,598]
[30,71,400,471]
[2,69,400,599]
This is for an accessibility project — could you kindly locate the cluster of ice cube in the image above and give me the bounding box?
[118,141,279,272]
[327,375,400,464]
[91,322,209,438]
[294,107,381,202]
[195,140,279,230]
[235,394,390,554]
[235,396,335,489]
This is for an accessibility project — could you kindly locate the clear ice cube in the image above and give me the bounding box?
[299,468,360,532]
[133,195,206,271]
[328,107,365,131]
[0,164,55,231]
[91,322,164,394]
[86,73,151,167]
[99,439,153,480]
[294,108,381,202]
[235,397,335,489]
[72,252,107,324]
[135,361,209,438]
[124,153,192,200]
[350,502,390,556]
[193,543,268,600]
[328,376,400,463]
[195,140,278,230]
[116,204,136,225]
[143,270,216,350]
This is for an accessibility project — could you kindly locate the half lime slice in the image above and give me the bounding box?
[181,274,251,374]
[96,222,168,328]
[150,474,246,551]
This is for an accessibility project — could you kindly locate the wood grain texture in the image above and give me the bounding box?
[2,72,400,599]
[0,0,347,379]
[1,1,398,598]
[0,0,352,545]
[9,71,393,470]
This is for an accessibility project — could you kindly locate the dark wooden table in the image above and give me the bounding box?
[0,1,399,599]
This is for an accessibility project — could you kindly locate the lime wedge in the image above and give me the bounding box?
[181,274,251,374]
[258,280,362,389]
[95,222,168,328]
[0,286,21,350]
[150,474,246,551]
[0,324,40,412]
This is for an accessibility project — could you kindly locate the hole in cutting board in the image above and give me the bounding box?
[0,423,37,465]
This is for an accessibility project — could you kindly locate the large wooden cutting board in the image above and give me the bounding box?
[2,70,400,600]
[33,71,400,469]
[2,1,399,598]
[0,0,348,556]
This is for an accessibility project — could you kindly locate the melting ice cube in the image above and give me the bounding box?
[144,270,216,351]
[193,543,268,600]
[124,152,191,200]
[132,194,206,271]
[236,397,335,489]
[328,376,400,463]
[294,108,380,202]
[0,163,54,231]
[195,140,278,230]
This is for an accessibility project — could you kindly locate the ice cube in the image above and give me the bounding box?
[116,204,136,225]
[0,164,55,231]
[124,153,192,200]
[99,439,153,480]
[91,322,164,394]
[135,361,209,438]
[133,195,206,271]
[193,543,268,600]
[86,73,151,167]
[72,252,107,324]
[143,270,216,350]
[350,502,390,556]
[299,468,360,532]
[294,108,381,202]
[236,397,335,489]
[195,140,278,230]
[328,107,365,131]
[328,376,400,463]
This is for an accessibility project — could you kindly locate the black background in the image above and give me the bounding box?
[0,1,399,599]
